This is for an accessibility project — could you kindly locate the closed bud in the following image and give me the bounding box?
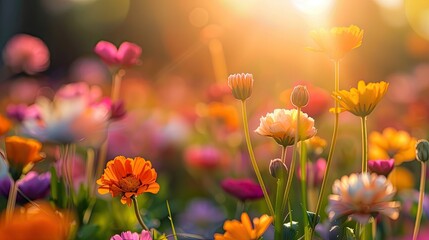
[416,139,429,163]
[269,158,288,179]
[227,73,253,101]
[291,85,309,108]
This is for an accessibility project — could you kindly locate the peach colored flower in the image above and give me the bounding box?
[255,109,317,146]
[228,73,253,101]
[214,212,273,240]
[327,173,400,223]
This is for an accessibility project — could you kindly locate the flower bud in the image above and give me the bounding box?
[416,139,429,163]
[269,158,288,179]
[227,73,253,101]
[291,85,309,108]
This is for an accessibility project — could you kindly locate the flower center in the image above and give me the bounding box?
[118,175,141,192]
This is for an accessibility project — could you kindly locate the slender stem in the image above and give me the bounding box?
[413,162,426,240]
[275,177,285,240]
[240,100,275,216]
[94,142,108,195]
[5,179,18,223]
[281,107,301,211]
[132,197,149,231]
[361,116,368,173]
[311,60,341,235]
[288,200,293,223]
[86,148,95,197]
[111,69,125,101]
[166,200,178,240]
[300,142,309,240]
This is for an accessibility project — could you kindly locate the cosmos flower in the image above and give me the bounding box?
[255,109,317,147]
[214,212,273,240]
[332,81,389,117]
[327,173,400,223]
[309,25,364,60]
[94,41,142,67]
[2,34,50,74]
[0,171,50,204]
[110,230,152,240]
[97,156,160,206]
[369,128,417,165]
[220,178,264,202]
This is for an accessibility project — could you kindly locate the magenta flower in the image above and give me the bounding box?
[94,41,142,67]
[368,159,395,177]
[221,178,264,202]
[0,171,50,204]
[184,145,224,170]
[110,230,152,240]
[2,34,50,74]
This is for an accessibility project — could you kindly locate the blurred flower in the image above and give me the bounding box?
[94,41,142,67]
[97,156,160,206]
[0,202,73,240]
[0,114,12,136]
[304,135,327,158]
[106,99,127,121]
[298,158,326,186]
[54,151,86,190]
[327,173,400,223]
[368,159,395,177]
[369,128,417,165]
[290,85,309,108]
[332,81,389,117]
[5,136,44,180]
[206,83,232,102]
[255,109,317,147]
[6,104,29,123]
[184,145,226,170]
[388,166,415,191]
[214,212,273,240]
[207,102,240,131]
[110,230,152,240]
[220,178,264,202]
[2,34,50,74]
[309,25,364,60]
[0,171,50,204]
[227,73,254,101]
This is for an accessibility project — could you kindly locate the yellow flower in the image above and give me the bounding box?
[369,128,416,165]
[388,167,415,192]
[97,156,160,206]
[327,173,400,223]
[332,80,389,117]
[255,109,317,147]
[0,114,12,136]
[304,135,327,156]
[5,136,44,180]
[214,212,273,240]
[309,25,364,60]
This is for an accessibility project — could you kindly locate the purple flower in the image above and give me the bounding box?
[0,171,50,204]
[368,159,394,177]
[110,230,152,240]
[94,41,142,67]
[221,178,264,202]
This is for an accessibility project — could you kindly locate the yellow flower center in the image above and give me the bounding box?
[119,175,141,192]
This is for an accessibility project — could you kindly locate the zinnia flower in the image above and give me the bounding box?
[368,159,395,177]
[97,156,160,206]
[369,128,417,165]
[332,80,389,117]
[110,230,152,240]
[214,212,273,240]
[220,178,264,202]
[0,171,50,204]
[255,109,317,147]
[309,25,364,60]
[94,41,142,67]
[327,173,400,223]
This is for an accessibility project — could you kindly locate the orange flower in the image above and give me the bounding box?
[207,102,240,131]
[214,212,273,240]
[0,114,12,136]
[309,25,364,60]
[97,156,160,206]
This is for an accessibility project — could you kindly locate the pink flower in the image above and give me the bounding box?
[94,41,141,67]
[368,159,395,177]
[2,34,50,74]
[184,145,225,170]
[221,178,264,202]
[110,230,152,240]
[298,158,326,186]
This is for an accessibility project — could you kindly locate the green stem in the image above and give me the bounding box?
[361,116,368,173]
[240,100,275,217]
[86,148,95,198]
[275,178,285,240]
[132,197,149,231]
[5,179,18,223]
[300,142,309,240]
[166,200,178,240]
[413,162,426,240]
[312,60,341,234]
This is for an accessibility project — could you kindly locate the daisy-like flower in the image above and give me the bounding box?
[255,109,317,147]
[332,80,389,117]
[369,128,417,165]
[110,230,152,240]
[309,25,364,60]
[214,212,273,240]
[327,173,400,224]
[97,156,160,206]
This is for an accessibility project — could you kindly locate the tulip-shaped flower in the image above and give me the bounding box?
[214,212,273,240]
[327,173,400,223]
[227,73,254,101]
[309,25,364,60]
[94,41,142,67]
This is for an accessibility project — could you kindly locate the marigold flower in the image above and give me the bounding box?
[332,80,389,117]
[220,178,264,202]
[227,73,254,101]
[0,114,12,136]
[309,25,364,60]
[369,128,417,165]
[255,109,317,147]
[97,156,160,206]
[214,212,273,240]
[327,173,400,223]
